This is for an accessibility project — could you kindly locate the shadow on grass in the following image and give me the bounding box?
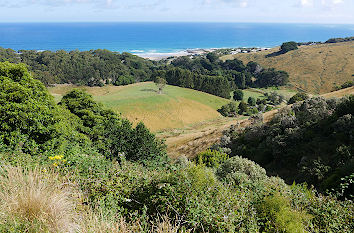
[265,50,285,58]
[140,88,157,93]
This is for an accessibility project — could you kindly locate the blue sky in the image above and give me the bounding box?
[0,0,353,24]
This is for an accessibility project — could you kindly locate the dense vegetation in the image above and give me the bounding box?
[218,91,285,117]
[0,48,155,86]
[216,96,354,198]
[326,36,354,43]
[163,55,289,93]
[334,80,354,91]
[0,46,289,99]
[0,62,353,232]
[0,62,165,162]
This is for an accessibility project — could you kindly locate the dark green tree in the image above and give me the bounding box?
[233,89,244,101]
[238,101,248,114]
[280,41,298,53]
[248,97,256,106]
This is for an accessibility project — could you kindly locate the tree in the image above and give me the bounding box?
[233,89,244,101]
[218,102,238,117]
[280,41,298,54]
[255,69,289,87]
[248,97,256,106]
[238,101,248,114]
[155,77,167,94]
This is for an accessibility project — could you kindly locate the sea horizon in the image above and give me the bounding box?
[0,22,353,55]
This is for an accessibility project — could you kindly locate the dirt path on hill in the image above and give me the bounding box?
[161,87,353,158]
[159,109,278,158]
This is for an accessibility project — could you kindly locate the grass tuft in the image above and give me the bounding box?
[0,166,78,233]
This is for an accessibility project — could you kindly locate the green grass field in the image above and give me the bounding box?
[49,82,231,131]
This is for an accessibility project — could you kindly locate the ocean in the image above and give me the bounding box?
[0,22,353,55]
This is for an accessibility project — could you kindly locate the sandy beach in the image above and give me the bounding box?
[134,48,217,60]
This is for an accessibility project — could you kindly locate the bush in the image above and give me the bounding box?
[0,62,88,154]
[257,193,311,233]
[60,90,167,162]
[334,80,354,91]
[288,92,309,104]
[216,156,267,183]
[114,75,135,86]
[194,149,229,168]
[218,102,238,117]
[128,164,259,232]
[267,91,285,105]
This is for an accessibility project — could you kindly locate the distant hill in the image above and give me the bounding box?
[48,82,231,132]
[221,41,354,94]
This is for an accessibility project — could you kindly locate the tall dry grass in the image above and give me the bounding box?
[0,166,78,232]
[0,165,190,233]
[80,212,188,233]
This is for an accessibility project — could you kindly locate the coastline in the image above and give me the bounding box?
[133,48,218,60]
[134,47,272,60]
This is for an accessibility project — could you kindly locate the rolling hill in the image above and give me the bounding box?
[221,41,354,94]
[48,82,231,132]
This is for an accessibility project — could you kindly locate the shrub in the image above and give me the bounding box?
[128,165,259,232]
[267,91,285,105]
[114,75,135,86]
[288,92,309,104]
[218,102,238,117]
[257,193,311,233]
[334,80,354,91]
[0,62,88,154]
[216,156,267,183]
[194,149,229,168]
[60,90,167,162]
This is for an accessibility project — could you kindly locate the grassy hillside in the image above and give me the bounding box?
[49,82,231,131]
[221,41,354,94]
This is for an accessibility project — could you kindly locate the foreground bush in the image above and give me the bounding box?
[216,156,267,184]
[127,164,259,232]
[257,193,311,233]
[0,62,89,154]
[60,89,167,162]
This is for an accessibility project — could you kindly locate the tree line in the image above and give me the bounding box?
[0,46,289,99]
